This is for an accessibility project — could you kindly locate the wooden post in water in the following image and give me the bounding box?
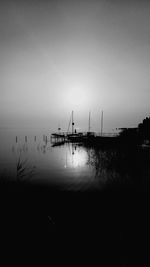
[25,136,27,142]
[34,136,36,142]
[16,136,18,143]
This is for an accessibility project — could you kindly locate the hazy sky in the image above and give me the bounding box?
[0,0,150,132]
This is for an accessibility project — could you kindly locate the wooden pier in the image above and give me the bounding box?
[51,131,119,147]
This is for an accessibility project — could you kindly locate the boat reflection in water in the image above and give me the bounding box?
[9,137,121,190]
[48,141,129,190]
[59,141,150,191]
[8,133,150,191]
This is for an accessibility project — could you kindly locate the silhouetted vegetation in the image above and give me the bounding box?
[119,115,150,145]
[138,116,150,144]
[0,155,36,185]
[16,155,36,182]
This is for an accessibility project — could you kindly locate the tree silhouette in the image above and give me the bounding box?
[138,117,150,142]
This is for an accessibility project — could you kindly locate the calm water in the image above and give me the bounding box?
[0,127,150,191]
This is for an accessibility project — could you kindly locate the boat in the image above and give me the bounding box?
[66,111,96,142]
[66,111,81,141]
[51,109,118,146]
[51,133,65,138]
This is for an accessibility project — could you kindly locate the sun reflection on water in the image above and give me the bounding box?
[64,145,88,169]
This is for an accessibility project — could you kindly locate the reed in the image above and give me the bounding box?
[16,155,36,182]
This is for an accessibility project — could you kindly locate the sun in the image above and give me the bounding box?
[66,87,88,109]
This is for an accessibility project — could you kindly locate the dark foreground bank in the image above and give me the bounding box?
[0,181,150,266]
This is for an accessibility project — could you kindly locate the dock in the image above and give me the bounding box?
[51,131,119,147]
[51,110,119,147]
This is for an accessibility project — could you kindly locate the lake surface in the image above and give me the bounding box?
[0,127,150,191]
[1,128,150,267]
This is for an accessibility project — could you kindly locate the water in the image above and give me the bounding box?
[0,127,150,191]
[0,128,94,189]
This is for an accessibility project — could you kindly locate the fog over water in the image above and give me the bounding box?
[0,0,150,132]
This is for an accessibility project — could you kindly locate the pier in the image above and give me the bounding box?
[51,131,119,147]
[51,110,119,146]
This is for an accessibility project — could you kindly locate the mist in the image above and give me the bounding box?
[1,0,150,132]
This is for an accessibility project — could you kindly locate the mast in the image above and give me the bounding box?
[72,110,74,134]
[67,113,72,133]
[88,111,91,132]
[101,110,103,136]
[58,123,61,133]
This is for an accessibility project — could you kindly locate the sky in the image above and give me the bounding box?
[0,0,150,132]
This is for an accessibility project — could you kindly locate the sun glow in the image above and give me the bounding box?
[65,87,89,110]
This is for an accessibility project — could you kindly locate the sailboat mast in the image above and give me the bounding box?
[101,110,103,136]
[67,113,72,133]
[88,111,91,132]
[72,110,74,134]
